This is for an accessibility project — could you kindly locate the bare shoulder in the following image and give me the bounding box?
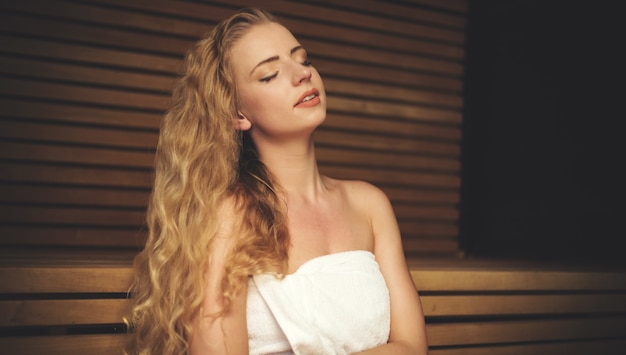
[324,177,392,215]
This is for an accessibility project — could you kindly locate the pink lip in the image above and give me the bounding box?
[294,88,320,107]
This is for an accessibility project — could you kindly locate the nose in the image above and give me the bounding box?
[293,63,312,85]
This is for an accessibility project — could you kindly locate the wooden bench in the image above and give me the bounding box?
[1,249,625,354]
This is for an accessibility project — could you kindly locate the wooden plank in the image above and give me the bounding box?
[0,205,145,227]
[398,221,459,238]
[323,113,462,141]
[0,54,175,93]
[394,205,459,222]
[316,147,460,173]
[315,130,461,156]
[0,77,169,112]
[0,35,181,74]
[324,78,464,109]
[406,0,468,13]
[0,120,157,149]
[73,0,222,19]
[412,270,626,292]
[0,299,131,327]
[1,99,162,130]
[327,97,461,124]
[403,238,459,255]
[0,334,130,355]
[0,162,152,188]
[315,58,463,92]
[0,184,149,208]
[0,226,145,247]
[0,267,134,293]
[0,141,154,168]
[302,0,466,29]
[386,188,460,205]
[421,294,626,317]
[319,165,460,190]
[426,316,626,346]
[429,339,626,355]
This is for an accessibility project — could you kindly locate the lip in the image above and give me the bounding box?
[294,88,320,108]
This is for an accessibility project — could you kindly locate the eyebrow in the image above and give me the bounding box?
[250,45,305,75]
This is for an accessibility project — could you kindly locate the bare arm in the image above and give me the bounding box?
[355,185,429,354]
[189,200,249,355]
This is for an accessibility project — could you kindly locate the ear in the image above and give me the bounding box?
[234,111,252,131]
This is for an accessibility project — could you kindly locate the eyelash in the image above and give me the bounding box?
[259,59,313,83]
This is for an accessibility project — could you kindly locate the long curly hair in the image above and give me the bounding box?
[128,8,289,355]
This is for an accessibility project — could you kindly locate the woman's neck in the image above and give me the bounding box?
[256,136,325,201]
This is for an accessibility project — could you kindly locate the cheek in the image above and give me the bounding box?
[237,89,276,124]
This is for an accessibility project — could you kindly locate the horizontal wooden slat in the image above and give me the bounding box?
[316,58,463,92]
[1,99,161,129]
[0,267,133,293]
[0,299,130,327]
[0,34,180,73]
[0,120,157,149]
[0,226,145,247]
[407,0,468,13]
[320,165,460,189]
[0,205,145,227]
[394,204,459,222]
[398,221,459,238]
[0,54,175,93]
[327,97,461,124]
[386,188,459,205]
[0,163,152,188]
[422,294,626,317]
[0,77,169,112]
[324,78,463,109]
[0,184,149,208]
[412,270,626,292]
[0,141,154,168]
[316,130,460,156]
[0,334,130,355]
[302,0,466,29]
[426,316,626,346]
[316,147,460,173]
[323,113,462,141]
[403,238,459,255]
[429,339,626,355]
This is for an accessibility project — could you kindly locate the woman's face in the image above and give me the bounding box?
[230,22,326,143]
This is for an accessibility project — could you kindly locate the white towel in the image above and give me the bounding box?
[247,250,390,355]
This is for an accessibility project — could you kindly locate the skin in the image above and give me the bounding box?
[190,22,428,354]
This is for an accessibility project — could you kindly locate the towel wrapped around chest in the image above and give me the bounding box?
[247,250,391,355]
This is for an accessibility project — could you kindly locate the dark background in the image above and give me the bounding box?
[460,0,624,263]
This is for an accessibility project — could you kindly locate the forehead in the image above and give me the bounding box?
[230,23,300,70]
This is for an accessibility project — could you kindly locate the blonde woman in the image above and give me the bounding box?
[130,8,427,355]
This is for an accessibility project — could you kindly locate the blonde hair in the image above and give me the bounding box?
[128,8,289,354]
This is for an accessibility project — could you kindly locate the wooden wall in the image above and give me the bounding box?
[0,0,467,255]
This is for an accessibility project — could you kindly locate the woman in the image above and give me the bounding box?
[130,8,428,355]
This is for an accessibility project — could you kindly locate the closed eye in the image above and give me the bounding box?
[259,72,278,83]
[302,59,312,66]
